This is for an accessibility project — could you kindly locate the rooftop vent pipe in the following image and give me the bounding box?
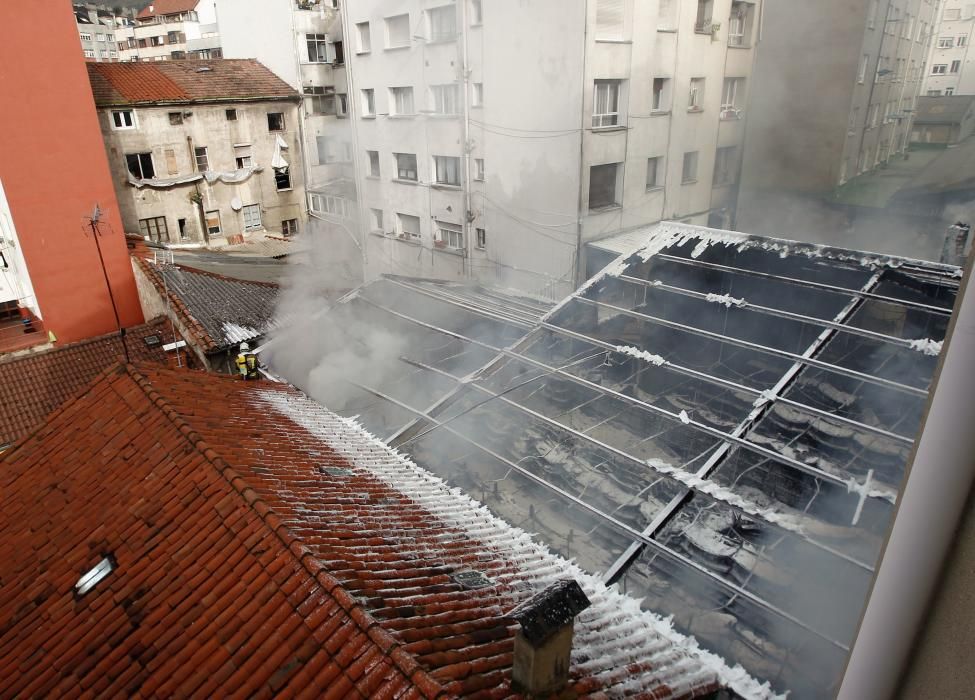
[506,578,591,696]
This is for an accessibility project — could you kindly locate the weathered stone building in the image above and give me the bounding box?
[87,59,306,247]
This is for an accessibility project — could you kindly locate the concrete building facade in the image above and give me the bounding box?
[921,0,975,96]
[74,4,132,62]
[738,0,937,234]
[220,0,761,300]
[116,0,222,62]
[87,60,306,247]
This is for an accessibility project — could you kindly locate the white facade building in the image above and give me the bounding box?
[118,0,222,62]
[922,0,975,95]
[0,179,37,315]
[74,4,132,62]
[221,0,759,299]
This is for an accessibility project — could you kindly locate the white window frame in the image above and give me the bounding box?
[234,144,253,169]
[682,151,699,184]
[652,77,671,111]
[367,150,380,177]
[472,82,483,107]
[646,156,662,190]
[728,3,747,45]
[938,37,955,48]
[111,109,136,130]
[950,60,961,73]
[194,146,208,172]
[126,152,155,179]
[588,162,622,210]
[356,22,371,53]
[437,221,463,249]
[281,218,298,237]
[205,210,222,236]
[474,158,485,181]
[397,213,421,240]
[370,208,384,233]
[471,0,483,25]
[361,88,376,117]
[431,84,460,115]
[433,155,461,186]
[932,64,948,74]
[307,33,329,62]
[304,85,336,115]
[721,77,744,116]
[80,32,93,41]
[389,86,415,115]
[689,78,705,111]
[242,204,262,231]
[394,152,418,181]
[427,5,457,42]
[475,227,486,248]
[385,14,411,49]
[592,79,622,128]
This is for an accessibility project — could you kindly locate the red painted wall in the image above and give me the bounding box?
[0,4,143,344]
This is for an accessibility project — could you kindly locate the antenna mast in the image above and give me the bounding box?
[87,204,129,364]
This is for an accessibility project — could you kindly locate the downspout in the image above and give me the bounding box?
[289,3,313,220]
[186,135,210,245]
[838,260,975,699]
[460,0,473,278]
[574,0,591,286]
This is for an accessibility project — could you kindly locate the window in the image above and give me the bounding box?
[593,80,622,127]
[367,150,380,177]
[336,93,348,116]
[332,41,344,64]
[471,0,483,25]
[309,193,352,217]
[395,152,418,181]
[474,158,485,181]
[139,216,168,241]
[275,168,292,191]
[728,2,749,45]
[199,210,220,237]
[431,84,460,114]
[695,0,714,32]
[361,88,376,116]
[80,33,93,41]
[267,112,285,131]
[168,111,183,125]
[397,213,421,240]
[713,146,737,186]
[226,108,237,121]
[428,5,457,42]
[927,89,943,96]
[438,222,463,249]
[390,86,415,115]
[434,156,461,186]
[658,0,677,29]
[75,557,114,596]
[317,137,351,164]
[111,109,135,129]
[281,218,298,237]
[868,103,879,127]
[242,204,262,231]
[307,33,328,62]
[945,8,961,20]
[646,156,662,189]
[595,0,624,40]
[126,152,155,179]
[304,85,336,115]
[476,227,486,248]
[356,22,371,53]
[386,14,410,48]
[858,54,869,83]
[959,36,968,47]
[689,78,705,110]
[938,37,955,48]
[588,163,621,210]
[951,60,961,73]
[472,82,484,107]
[370,208,384,232]
[652,78,670,111]
[234,144,253,169]
[682,151,699,183]
[194,146,208,172]
[721,78,744,116]
[946,87,956,95]
[932,64,948,74]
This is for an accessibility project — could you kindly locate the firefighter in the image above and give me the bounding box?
[235,342,259,380]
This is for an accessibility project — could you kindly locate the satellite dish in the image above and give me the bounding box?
[230,197,243,212]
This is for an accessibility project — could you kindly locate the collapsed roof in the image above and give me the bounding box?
[0,363,767,698]
[265,223,960,697]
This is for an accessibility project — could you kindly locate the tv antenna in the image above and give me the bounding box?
[85,204,129,364]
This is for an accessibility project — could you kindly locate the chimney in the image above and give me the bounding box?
[507,578,591,696]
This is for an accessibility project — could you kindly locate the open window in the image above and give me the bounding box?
[125,152,155,179]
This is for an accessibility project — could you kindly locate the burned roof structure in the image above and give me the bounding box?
[0,363,766,698]
[266,224,960,697]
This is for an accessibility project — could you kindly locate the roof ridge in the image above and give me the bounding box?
[0,317,169,369]
[123,364,450,699]
[169,261,281,289]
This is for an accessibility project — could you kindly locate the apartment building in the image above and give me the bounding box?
[219,0,759,299]
[217,0,356,270]
[115,0,222,62]
[738,0,936,233]
[87,60,305,246]
[922,1,975,96]
[74,4,132,62]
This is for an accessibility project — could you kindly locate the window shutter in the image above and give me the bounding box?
[596,0,624,39]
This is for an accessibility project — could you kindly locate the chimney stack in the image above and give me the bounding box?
[507,578,591,696]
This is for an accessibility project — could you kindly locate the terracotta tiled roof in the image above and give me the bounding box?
[0,318,184,447]
[133,257,279,354]
[136,0,199,19]
[87,60,298,107]
[0,364,767,698]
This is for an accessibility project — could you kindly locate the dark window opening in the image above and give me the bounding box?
[126,152,155,179]
[226,108,237,121]
[267,112,285,131]
[589,163,619,210]
[275,168,292,191]
[168,111,183,125]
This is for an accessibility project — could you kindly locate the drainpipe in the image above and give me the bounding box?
[186,135,209,245]
[838,260,975,699]
[460,0,473,278]
[574,1,590,286]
